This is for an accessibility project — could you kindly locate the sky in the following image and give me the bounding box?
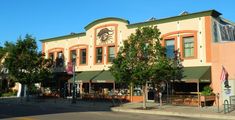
[0,0,234,51]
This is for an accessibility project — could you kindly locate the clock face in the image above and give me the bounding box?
[97,28,114,42]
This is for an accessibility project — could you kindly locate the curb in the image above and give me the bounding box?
[111,107,235,120]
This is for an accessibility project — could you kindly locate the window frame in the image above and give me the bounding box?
[183,36,194,58]
[79,48,87,65]
[70,49,77,66]
[163,36,177,58]
[106,45,115,63]
[95,47,103,64]
[180,34,197,59]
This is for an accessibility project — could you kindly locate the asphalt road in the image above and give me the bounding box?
[0,101,220,120]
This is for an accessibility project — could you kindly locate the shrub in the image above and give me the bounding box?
[1,90,17,97]
[201,86,213,96]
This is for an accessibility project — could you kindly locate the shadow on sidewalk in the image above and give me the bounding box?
[0,97,115,119]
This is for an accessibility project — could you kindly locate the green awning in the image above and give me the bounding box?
[182,66,211,83]
[69,70,115,83]
[69,67,211,83]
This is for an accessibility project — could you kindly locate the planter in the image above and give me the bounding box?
[200,95,215,101]
[200,95,215,107]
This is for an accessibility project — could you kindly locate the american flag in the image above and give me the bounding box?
[220,66,228,82]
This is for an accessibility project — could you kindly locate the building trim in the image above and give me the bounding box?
[85,17,129,30]
[127,10,221,29]
[47,47,64,60]
[161,30,198,38]
[205,16,212,63]
[40,32,86,43]
[40,10,221,44]
[162,36,178,51]
[68,45,89,66]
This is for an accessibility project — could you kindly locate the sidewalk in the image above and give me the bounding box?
[111,102,235,120]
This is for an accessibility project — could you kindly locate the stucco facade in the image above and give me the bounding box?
[42,12,216,70]
[41,10,235,104]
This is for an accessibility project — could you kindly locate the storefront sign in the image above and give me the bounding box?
[66,62,73,75]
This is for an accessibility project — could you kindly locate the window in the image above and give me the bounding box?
[70,50,77,65]
[58,51,63,59]
[56,51,64,66]
[183,36,194,58]
[49,53,54,60]
[108,46,115,63]
[96,47,103,63]
[80,49,87,64]
[165,39,175,58]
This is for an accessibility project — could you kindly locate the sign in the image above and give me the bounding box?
[95,25,116,46]
[66,62,73,75]
[97,28,113,42]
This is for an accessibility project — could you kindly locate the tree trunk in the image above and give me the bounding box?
[130,82,133,102]
[23,84,27,97]
[142,82,147,109]
[26,84,30,101]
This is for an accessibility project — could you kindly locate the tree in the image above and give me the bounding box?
[110,26,182,109]
[3,34,52,98]
[0,47,5,59]
[0,42,15,92]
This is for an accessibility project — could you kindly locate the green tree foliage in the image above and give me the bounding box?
[110,26,183,109]
[0,46,5,59]
[3,35,53,96]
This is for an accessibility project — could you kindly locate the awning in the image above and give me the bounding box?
[69,66,211,83]
[68,70,115,83]
[182,66,211,83]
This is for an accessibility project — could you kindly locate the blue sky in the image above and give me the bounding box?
[0,0,234,51]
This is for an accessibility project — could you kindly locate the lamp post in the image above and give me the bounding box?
[72,55,76,104]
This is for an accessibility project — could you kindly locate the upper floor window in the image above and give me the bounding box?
[183,36,194,58]
[80,49,87,64]
[58,51,63,59]
[96,47,103,64]
[165,39,175,58]
[70,50,77,65]
[56,51,64,67]
[107,46,115,63]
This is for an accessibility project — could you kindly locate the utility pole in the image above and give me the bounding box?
[72,56,76,104]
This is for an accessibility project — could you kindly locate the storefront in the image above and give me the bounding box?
[40,10,235,104]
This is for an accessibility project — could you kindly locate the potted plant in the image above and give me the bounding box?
[200,86,215,106]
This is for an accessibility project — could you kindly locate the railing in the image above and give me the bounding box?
[81,93,126,106]
[224,99,230,114]
[230,95,235,111]
[170,95,199,106]
[224,95,235,114]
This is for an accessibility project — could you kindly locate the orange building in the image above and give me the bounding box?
[40,10,235,105]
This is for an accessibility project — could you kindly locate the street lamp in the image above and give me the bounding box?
[72,54,76,104]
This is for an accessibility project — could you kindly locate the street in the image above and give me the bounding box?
[0,100,221,120]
